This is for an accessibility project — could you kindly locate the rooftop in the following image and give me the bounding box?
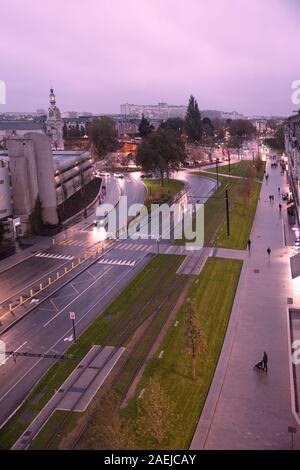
[0,121,44,131]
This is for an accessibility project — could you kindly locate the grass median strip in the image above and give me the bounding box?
[177,169,262,249]
[143,179,184,208]
[80,256,242,450]
[205,160,266,181]
[0,254,185,450]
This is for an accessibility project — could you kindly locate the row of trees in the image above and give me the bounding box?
[86,95,258,185]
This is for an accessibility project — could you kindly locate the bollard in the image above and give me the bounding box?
[72,262,74,268]
[56,272,60,279]
[64,267,68,274]
[30,289,33,297]
[9,303,13,312]
[20,296,23,304]
[40,283,43,291]
[48,277,51,285]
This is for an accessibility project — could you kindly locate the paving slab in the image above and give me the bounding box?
[57,345,125,412]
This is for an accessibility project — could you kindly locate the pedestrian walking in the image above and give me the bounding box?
[266,173,269,181]
[269,195,272,203]
[267,247,271,257]
[279,203,282,213]
[247,239,251,251]
[263,351,268,372]
[278,186,280,194]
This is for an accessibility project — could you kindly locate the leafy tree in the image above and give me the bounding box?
[136,128,185,185]
[264,125,285,152]
[136,377,176,445]
[28,195,43,234]
[184,299,207,380]
[202,117,214,137]
[86,392,136,450]
[0,221,9,246]
[184,95,202,142]
[212,118,225,140]
[238,166,256,213]
[160,117,184,134]
[229,119,256,139]
[62,121,68,140]
[138,114,154,137]
[254,156,263,174]
[88,116,118,160]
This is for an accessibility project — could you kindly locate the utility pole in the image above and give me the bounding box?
[228,150,231,174]
[216,158,219,186]
[225,189,230,236]
[70,311,77,343]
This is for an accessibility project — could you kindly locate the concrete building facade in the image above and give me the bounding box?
[0,157,12,219]
[7,133,59,227]
[120,102,187,120]
[2,134,94,234]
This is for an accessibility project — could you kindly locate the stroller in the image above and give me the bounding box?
[253,360,265,372]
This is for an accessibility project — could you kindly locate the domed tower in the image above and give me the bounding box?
[46,87,64,150]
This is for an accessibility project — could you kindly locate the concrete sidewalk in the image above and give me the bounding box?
[191,161,300,450]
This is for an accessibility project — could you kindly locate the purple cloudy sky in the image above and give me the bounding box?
[1,0,300,116]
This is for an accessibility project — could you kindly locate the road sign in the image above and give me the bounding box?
[69,311,76,320]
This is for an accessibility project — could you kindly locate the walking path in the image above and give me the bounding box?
[191,161,300,450]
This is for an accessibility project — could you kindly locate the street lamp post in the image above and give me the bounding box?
[228,150,231,174]
[157,236,161,254]
[225,189,230,236]
[216,158,219,186]
[69,311,77,343]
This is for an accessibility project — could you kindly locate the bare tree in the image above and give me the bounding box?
[184,299,207,381]
[86,392,135,450]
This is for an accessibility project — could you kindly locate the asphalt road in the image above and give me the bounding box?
[0,173,145,308]
[0,170,215,431]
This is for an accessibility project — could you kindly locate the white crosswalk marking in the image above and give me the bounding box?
[98,258,136,267]
[35,252,74,261]
[59,239,86,247]
[115,242,153,252]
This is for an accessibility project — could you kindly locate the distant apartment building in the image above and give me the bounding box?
[284,111,300,223]
[120,102,187,120]
[220,110,245,120]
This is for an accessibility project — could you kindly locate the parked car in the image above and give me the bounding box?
[282,192,289,201]
[114,172,124,179]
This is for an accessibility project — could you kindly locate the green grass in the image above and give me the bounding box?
[0,254,185,450]
[177,171,262,249]
[143,179,184,208]
[117,257,243,449]
[205,160,266,181]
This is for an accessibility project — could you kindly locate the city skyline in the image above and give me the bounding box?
[1,0,300,116]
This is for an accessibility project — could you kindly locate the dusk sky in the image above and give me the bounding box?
[1,0,300,116]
